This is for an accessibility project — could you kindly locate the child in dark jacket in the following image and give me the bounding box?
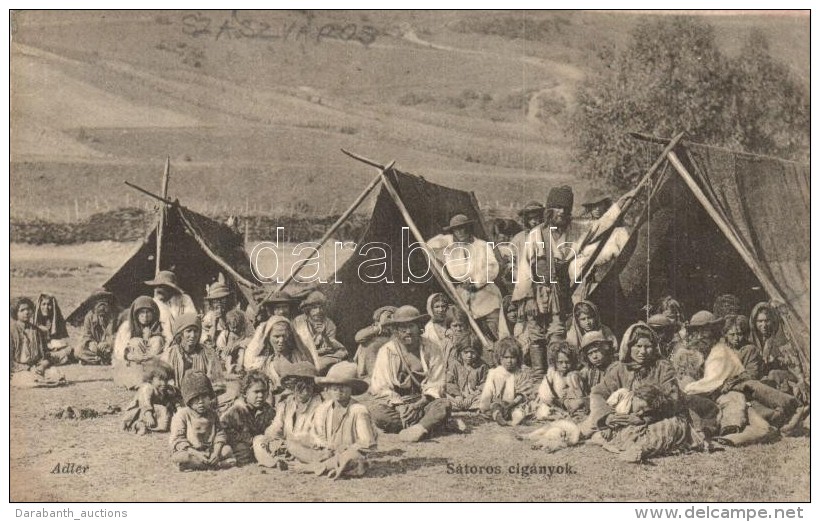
[220,371,277,465]
[445,332,489,411]
[122,360,179,435]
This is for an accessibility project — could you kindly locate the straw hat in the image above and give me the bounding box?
[144,270,184,295]
[442,214,475,232]
[382,305,429,327]
[280,361,318,382]
[205,274,231,300]
[316,362,369,395]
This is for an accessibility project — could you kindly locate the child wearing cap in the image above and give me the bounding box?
[479,337,537,426]
[169,372,235,471]
[122,360,179,435]
[445,332,489,412]
[162,314,224,394]
[578,330,615,391]
[220,370,276,465]
[289,362,377,478]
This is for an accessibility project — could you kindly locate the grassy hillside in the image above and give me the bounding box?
[10,10,809,220]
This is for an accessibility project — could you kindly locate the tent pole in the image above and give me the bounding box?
[156,156,171,276]
[666,150,809,376]
[272,168,386,295]
[377,169,493,351]
[572,132,686,294]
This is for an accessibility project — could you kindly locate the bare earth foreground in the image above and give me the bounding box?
[9,243,809,502]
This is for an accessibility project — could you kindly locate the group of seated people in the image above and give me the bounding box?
[9,266,811,475]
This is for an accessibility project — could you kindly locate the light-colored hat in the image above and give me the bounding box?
[205,274,231,300]
[372,305,397,323]
[144,270,184,294]
[299,290,327,310]
[442,214,475,232]
[173,313,202,338]
[580,330,613,352]
[316,362,369,395]
[688,310,724,329]
[383,305,430,326]
[262,290,296,306]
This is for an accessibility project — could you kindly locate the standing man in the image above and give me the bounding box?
[145,270,197,346]
[368,306,450,443]
[428,214,502,343]
[511,185,637,377]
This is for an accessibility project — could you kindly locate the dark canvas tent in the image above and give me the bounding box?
[67,203,258,325]
[322,167,489,348]
[587,136,809,380]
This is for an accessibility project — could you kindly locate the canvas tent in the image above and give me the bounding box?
[584,135,809,380]
[318,164,491,349]
[67,202,258,325]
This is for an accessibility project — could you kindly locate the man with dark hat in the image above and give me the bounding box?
[428,213,502,341]
[511,184,638,377]
[580,187,614,220]
[368,305,450,442]
[145,269,197,345]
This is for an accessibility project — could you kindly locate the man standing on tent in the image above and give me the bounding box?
[146,270,198,345]
[427,214,502,343]
[512,185,638,377]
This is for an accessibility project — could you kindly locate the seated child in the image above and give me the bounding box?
[445,332,489,411]
[289,362,378,478]
[479,337,537,426]
[169,372,235,471]
[253,362,323,469]
[34,293,73,365]
[122,360,179,435]
[10,297,50,375]
[220,370,276,466]
[442,307,470,368]
[292,291,348,374]
[535,341,587,422]
[216,309,248,375]
[566,300,618,354]
[578,330,615,391]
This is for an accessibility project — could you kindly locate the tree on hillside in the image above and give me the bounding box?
[571,16,809,189]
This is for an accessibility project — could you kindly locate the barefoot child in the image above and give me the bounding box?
[170,372,235,471]
[220,370,276,465]
[479,337,537,426]
[445,333,489,411]
[535,341,587,422]
[122,360,179,435]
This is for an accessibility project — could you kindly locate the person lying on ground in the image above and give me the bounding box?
[74,289,118,366]
[253,362,323,469]
[34,293,72,365]
[289,362,378,479]
[478,337,537,426]
[293,290,348,374]
[220,370,276,466]
[122,360,179,435]
[445,332,489,412]
[170,372,235,471]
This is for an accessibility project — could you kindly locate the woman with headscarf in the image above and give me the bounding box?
[749,302,806,403]
[113,296,166,389]
[292,290,347,375]
[162,313,224,394]
[587,322,695,463]
[10,297,49,374]
[33,294,72,365]
[422,293,449,349]
[75,289,118,365]
[565,300,618,355]
[244,315,314,391]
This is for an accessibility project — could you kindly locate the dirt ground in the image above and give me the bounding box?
[8,365,810,502]
[8,243,810,502]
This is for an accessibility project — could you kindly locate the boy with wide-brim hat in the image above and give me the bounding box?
[428,211,502,343]
[291,362,378,478]
[367,305,451,442]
